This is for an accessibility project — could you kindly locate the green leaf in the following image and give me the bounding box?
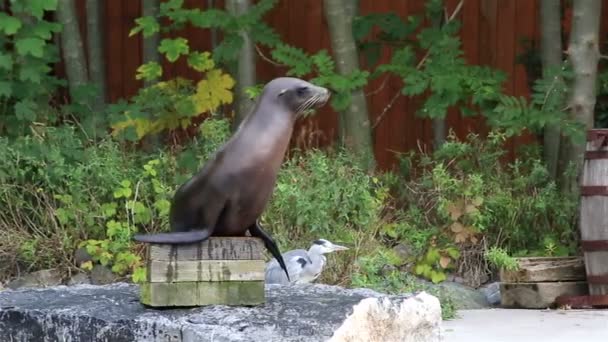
[19,60,51,83]
[30,21,62,39]
[0,81,12,97]
[187,51,214,72]
[14,100,37,121]
[120,180,132,188]
[26,0,58,19]
[0,53,12,70]
[160,0,184,13]
[135,62,162,81]
[0,13,22,35]
[130,16,160,38]
[15,38,45,58]
[430,270,447,284]
[158,38,189,62]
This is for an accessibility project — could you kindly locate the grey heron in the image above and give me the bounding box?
[265,239,349,284]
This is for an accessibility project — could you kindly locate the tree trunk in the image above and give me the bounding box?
[142,0,160,88]
[323,0,375,170]
[431,7,445,149]
[86,0,106,112]
[56,0,89,102]
[540,0,563,181]
[226,0,256,130]
[559,0,602,196]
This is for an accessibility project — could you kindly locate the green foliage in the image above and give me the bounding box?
[79,159,173,282]
[384,130,578,286]
[485,247,519,272]
[0,124,184,282]
[123,6,239,142]
[264,149,388,236]
[0,2,64,135]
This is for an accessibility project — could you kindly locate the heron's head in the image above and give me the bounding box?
[310,239,349,254]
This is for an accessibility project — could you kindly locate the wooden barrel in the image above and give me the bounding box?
[580,129,608,295]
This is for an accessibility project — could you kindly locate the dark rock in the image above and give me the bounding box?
[0,283,442,342]
[433,281,490,310]
[392,243,413,263]
[90,265,116,285]
[478,281,501,306]
[67,272,91,286]
[74,247,93,266]
[6,269,63,289]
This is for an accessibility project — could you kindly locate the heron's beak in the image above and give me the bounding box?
[331,244,349,251]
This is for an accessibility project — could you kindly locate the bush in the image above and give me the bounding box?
[381,130,578,286]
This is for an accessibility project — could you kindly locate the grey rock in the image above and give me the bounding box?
[478,281,501,306]
[433,281,491,310]
[67,272,91,286]
[74,247,93,266]
[6,269,63,289]
[392,243,413,263]
[0,282,442,342]
[90,264,116,285]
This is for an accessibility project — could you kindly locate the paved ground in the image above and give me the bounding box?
[441,308,608,341]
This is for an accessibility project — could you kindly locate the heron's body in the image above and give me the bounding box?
[265,239,348,285]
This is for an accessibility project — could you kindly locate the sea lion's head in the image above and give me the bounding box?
[264,77,331,116]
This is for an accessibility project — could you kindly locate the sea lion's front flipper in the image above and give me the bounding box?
[249,221,290,282]
[133,229,212,244]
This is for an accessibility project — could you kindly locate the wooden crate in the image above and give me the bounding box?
[139,237,266,307]
[499,256,588,309]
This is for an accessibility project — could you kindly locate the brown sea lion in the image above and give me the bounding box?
[133,77,331,281]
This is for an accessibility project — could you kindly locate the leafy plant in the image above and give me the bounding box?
[77,159,172,282]
[0,1,64,135]
[385,130,578,286]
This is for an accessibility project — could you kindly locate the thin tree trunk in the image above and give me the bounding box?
[323,0,375,170]
[560,0,602,196]
[431,5,445,149]
[226,0,256,130]
[86,0,106,112]
[56,0,89,102]
[142,0,160,88]
[540,0,563,181]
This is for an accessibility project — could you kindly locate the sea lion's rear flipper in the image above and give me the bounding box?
[249,221,290,282]
[132,230,212,244]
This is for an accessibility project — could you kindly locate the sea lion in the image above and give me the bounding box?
[133,77,331,281]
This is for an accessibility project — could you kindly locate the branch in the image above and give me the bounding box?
[374,0,464,129]
[254,44,284,67]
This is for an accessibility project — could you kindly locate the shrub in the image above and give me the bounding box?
[382,130,578,286]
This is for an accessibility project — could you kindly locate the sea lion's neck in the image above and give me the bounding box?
[234,99,295,169]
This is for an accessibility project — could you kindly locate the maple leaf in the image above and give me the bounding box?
[135,62,162,82]
[187,51,215,72]
[15,38,45,58]
[192,69,235,113]
[158,38,189,62]
[0,13,22,35]
[446,199,464,220]
[450,222,464,233]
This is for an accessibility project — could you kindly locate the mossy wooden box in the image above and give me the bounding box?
[139,237,266,307]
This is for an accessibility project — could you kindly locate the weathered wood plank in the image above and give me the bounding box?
[147,259,265,282]
[499,257,586,283]
[580,136,608,295]
[139,281,265,307]
[148,237,264,261]
[500,281,589,309]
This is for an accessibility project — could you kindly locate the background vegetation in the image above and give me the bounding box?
[0,0,606,319]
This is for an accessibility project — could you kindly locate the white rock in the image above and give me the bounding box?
[330,291,442,342]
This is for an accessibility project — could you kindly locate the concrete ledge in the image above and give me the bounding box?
[0,282,441,342]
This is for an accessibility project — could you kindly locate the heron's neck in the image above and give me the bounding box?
[308,247,327,265]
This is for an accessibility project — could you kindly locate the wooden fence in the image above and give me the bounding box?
[58,0,608,170]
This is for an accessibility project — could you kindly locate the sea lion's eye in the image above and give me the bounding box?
[296,86,308,96]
